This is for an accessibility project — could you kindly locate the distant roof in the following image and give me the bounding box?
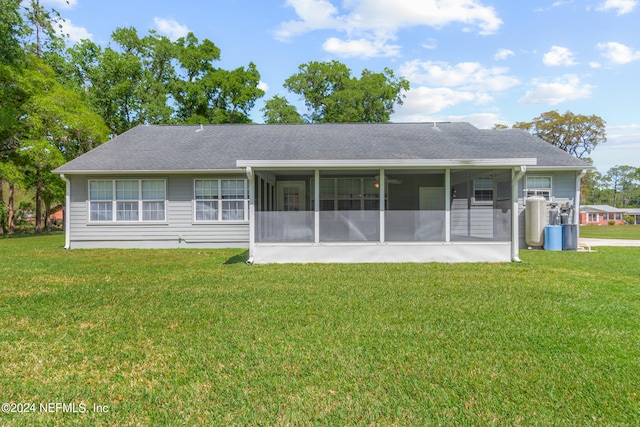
[582,205,628,213]
[54,122,591,174]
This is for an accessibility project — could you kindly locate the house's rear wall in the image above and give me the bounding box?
[67,174,249,249]
[517,171,578,249]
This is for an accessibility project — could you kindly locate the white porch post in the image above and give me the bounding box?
[574,170,587,239]
[445,168,451,243]
[379,169,385,243]
[246,167,255,263]
[314,169,320,243]
[60,174,71,249]
[511,166,526,262]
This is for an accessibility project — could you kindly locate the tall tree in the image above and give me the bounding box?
[0,0,27,233]
[513,110,606,160]
[22,0,64,58]
[283,60,409,123]
[261,95,304,124]
[172,33,264,124]
[604,165,639,208]
[12,56,109,232]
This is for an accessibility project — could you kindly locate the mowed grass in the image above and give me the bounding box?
[0,235,639,426]
[580,224,640,240]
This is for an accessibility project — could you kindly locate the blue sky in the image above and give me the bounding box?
[41,0,640,173]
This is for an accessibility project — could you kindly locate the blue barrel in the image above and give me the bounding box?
[544,225,563,250]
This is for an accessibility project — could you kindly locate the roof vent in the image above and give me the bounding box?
[196,124,204,132]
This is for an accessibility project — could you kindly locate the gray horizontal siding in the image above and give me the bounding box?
[67,175,249,249]
[517,171,578,248]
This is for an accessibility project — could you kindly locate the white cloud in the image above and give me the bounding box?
[153,17,190,41]
[56,18,92,43]
[597,41,640,64]
[258,81,269,92]
[43,0,77,9]
[399,60,520,92]
[392,109,504,128]
[422,38,438,50]
[494,48,514,60]
[597,0,637,15]
[275,0,340,40]
[276,0,502,57]
[543,46,577,66]
[518,75,594,105]
[395,86,492,118]
[590,61,602,68]
[322,36,401,58]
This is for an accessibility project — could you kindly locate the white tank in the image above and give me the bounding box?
[526,196,547,247]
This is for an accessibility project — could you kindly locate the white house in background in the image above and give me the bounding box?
[53,123,592,263]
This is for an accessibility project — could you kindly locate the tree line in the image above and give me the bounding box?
[1,1,635,234]
[0,0,409,234]
[497,111,639,210]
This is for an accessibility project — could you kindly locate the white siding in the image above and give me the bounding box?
[67,175,249,249]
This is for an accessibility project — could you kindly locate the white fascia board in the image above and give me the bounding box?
[236,158,538,169]
[526,165,594,172]
[53,169,244,175]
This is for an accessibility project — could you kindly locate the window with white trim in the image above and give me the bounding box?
[525,176,552,200]
[89,179,166,222]
[194,179,248,221]
[473,178,493,204]
[311,178,381,210]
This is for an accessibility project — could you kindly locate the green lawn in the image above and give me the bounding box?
[1,235,639,426]
[580,224,640,240]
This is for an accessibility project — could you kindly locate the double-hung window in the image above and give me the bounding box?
[525,176,552,200]
[89,179,166,222]
[194,179,248,221]
[311,178,381,211]
[473,178,494,204]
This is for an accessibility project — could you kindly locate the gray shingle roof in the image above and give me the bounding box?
[54,122,591,173]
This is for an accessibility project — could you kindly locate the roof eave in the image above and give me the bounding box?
[54,168,245,175]
[236,158,538,169]
[526,165,595,171]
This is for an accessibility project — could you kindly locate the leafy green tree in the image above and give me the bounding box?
[172,33,264,124]
[9,56,109,232]
[22,0,64,58]
[261,95,304,124]
[283,60,409,123]
[513,110,606,160]
[604,165,639,208]
[65,29,265,132]
[16,139,65,231]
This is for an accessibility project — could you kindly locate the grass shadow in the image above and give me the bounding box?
[224,250,249,265]
[0,230,64,240]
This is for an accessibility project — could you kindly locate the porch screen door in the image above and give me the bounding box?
[277,181,306,211]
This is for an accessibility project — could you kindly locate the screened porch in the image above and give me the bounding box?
[252,168,513,245]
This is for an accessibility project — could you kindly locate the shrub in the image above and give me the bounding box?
[608,220,616,226]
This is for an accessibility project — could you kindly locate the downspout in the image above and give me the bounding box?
[574,169,587,240]
[245,167,255,265]
[60,174,71,249]
[511,166,526,262]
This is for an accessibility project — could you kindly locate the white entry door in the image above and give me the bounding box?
[277,181,306,211]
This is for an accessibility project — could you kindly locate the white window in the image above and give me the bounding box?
[89,180,166,222]
[525,176,552,200]
[473,178,493,204]
[194,179,248,221]
[311,178,381,211]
